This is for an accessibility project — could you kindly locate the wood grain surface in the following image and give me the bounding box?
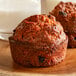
[0,40,76,76]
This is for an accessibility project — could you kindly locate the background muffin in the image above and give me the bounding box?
[9,14,68,67]
[50,2,76,48]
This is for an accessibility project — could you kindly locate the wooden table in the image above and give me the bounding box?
[0,40,76,76]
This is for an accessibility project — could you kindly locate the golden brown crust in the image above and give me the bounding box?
[9,14,68,67]
[50,2,76,48]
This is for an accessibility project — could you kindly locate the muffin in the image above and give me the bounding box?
[9,14,68,67]
[50,2,76,48]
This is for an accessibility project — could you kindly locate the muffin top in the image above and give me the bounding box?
[50,2,76,15]
[13,14,66,50]
[50,2,76,33]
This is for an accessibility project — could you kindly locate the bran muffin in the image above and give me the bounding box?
[50,2,76,48]
[9,14,68,67]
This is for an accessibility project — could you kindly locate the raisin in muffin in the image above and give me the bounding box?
[50,2,76,48]
[9,14,68,67]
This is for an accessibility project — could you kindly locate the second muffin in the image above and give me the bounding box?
[50,2,76,48]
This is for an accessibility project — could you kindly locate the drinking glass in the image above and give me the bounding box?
[0,0,41,40]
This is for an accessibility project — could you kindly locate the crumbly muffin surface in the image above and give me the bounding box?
[50,2,76,47]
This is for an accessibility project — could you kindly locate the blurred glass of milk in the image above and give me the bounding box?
[41,0,61,14]
[0,0,41,40]
[41,0,76,14]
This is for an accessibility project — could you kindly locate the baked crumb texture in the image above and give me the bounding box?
[9,15,68,67]
[50,2,76,48]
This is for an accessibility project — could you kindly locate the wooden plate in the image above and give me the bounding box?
[0,40,76,76]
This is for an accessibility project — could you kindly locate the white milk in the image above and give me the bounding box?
[41,0,76,14]
[0,0,41,40]
[46,0,61,14]
[41,0,61,14]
